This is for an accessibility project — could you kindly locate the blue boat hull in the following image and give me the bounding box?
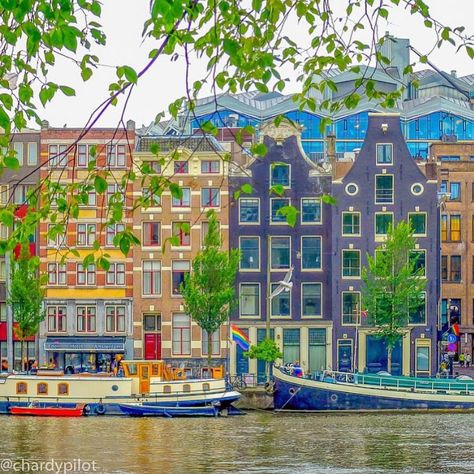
[119,404,218,417]
[273,372,474,412]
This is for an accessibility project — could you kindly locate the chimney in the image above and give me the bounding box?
[326,133,336,178]
[126,119,135,131]
[451,70,457,78]
[41,120,49,130]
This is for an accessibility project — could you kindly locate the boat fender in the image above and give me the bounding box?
[95,404,106,415]
[264,381,276,394]
[83,404,91,415]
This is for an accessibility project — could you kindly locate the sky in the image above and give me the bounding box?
[40,0,474,128]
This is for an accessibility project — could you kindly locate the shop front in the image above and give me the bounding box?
[0,322,36,371]
[43,336,126,373]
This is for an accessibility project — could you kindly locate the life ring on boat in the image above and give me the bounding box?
[330,394,338,402]
[264,381,276,394]
[83,404,91,415]
[95,403,106,415]
[289,387,297,396]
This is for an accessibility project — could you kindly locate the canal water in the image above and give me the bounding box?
[1,412,472,473]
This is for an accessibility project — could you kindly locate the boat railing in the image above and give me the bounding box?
[319,370,474,394]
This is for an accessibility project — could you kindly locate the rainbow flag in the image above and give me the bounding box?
[231,325,250,351]
[451,323,460,337]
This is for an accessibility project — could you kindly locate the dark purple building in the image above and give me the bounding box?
[331,113,440,376]
[229,121,332,382]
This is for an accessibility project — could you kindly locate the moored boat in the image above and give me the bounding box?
[9,403,85,417]
[273,367,474,412]
[118,403,218,417]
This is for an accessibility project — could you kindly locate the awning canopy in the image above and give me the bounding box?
[44,337,126,353]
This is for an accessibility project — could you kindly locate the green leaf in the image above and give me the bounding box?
[119,235,130,255]
[4,156,19,170]
[241,183,253,194]
[81,68,93,81]
[60,85,75,97]
[0,106,10,131]
[122,66,138,84]
[94,176,108,194]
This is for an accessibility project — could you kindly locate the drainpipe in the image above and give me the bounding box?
[5,251,13,371]
[326,133,336,179]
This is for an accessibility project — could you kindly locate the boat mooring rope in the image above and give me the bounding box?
[274,386,301,413]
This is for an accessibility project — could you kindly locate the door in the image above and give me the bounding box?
[144,333,161,360]
[139,364,150,394]
[257,328,274,384]
[338,340,353,372]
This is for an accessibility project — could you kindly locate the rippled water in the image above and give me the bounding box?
[1,412,473,473]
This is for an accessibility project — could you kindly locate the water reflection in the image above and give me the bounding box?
[1,412,473,473]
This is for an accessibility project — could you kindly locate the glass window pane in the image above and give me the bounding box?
[302,237,321,270]
[239,199,259,223]
[302,283,321,317]
[271,237,290,269]
[301,199,321,223]
[240,237,259,269]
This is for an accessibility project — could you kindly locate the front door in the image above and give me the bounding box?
[139,364,150,394]
[144,333,161,360]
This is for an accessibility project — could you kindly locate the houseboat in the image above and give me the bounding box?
[0,360,240,416]
[273,367,474,412]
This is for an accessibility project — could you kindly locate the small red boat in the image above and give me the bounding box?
[9,404,85,417]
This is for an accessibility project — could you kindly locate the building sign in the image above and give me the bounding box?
[44,338,125,352]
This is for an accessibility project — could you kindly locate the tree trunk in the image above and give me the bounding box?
[387,346,392,374]
[207,331,212,372]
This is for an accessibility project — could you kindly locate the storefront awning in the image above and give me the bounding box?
[44,337,126,353]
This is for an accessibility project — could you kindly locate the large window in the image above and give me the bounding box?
[342,250,360,278]
[450,255,461,282]
[301,198,321,224]
[375,213,393,237]
[342,292,360,325]
[49,144,68,167]
[174,161,189,174]
[142,222,160,247]
[301,236,321,270]
[77,144,95,167]
[172,314,191,355]
[239,198,259,224]
[239,237,259,270]
[202,329,220,355]
[106,306,126,332]
[271,198,290,223]
[375,175,393,204]
[409,250,426,277]
[409,293,426,325]
[76,264,96,286]
[106,263,125,286]
[240,283,260,317]
[308,328,326,372]
[172,222,191,246]
[342,212,360,236]
[283,329,300,364]
[416,346,430,373]
[270,236,290,270]
[201,160,220,174]
[376,144,393,164]
[201,188,220,207]
[143,187,161,207]
[441,214,447,241]
[47,263,67,285]
[271,163,290,187]
[172,261,190,295]
[143,261,161,295]
[441,255,448,281]
[27,142,38,165]
[171,188,191,207]
[77,306,96,332]
[302,283,322,317]
[450,182,461,201]
[107,144,126,167]
[450,214,461,241]
[106,223,125,246]
[13,142,23,165]
[47,306,66,333]
[408,213,426,236]
[271,284,291,317]
[77,223,96,247]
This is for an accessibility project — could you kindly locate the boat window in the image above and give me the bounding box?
[58,383,69,396]
[16,382,27,394]
[202,383,210,392]
[37,383,48,395]
[126,364,137,376]
[163,385,172,393]
[151,364,160,376]
[183,384,191,393]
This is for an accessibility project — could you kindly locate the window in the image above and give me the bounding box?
[440,155,460,162]
[77,144,95,167]
[37,383,48,395]
[271,163,290,187]
[0,260,5,281]
[172,188,191,207]
[77,306,96,332]
[441,255,448,281]
[172,261,190,295]
[301,198,321,224]
[143,261,161,295]
[0,303,6,322]
[376,144,393,164]
[49,144,68,167]
[375,175,393,204]
[76,264,96,286]
[47,263,67,285]
[440,180,448,194]
[345,183,359,196]
[172,314,191,355]
[13,142,23,165]
[342,212,360,236]
[172,222,191,246]
[77,223,96,246]
[13,184,30,204]
[107,144,126,167]
[472,183,474,202]
[201,160,220,173]
[106,223,125,247]
[301,236,321,270]
[240,283,260,317]
[409,250,426,277]
[450,255,461,282]
[271,198,290,223]
[106,263,125,286]
[201,188,220,207]
[87,190,96,206]
[441,214,447,241]
[282,329,299,364]
[302,283,322,317]
[47,224,66,248]
[271,283,290,317]
[143,313,161,331]
[239,198,259,224]
[239,237,259,270]
[201,220,220,247]
[416,346,430,372]
[27,142,38,165]
[47,306,66,332]
[174,161,188,174]
[106,305,126,332]
[16,382,27,394]
[143,187,161,207]
[271,236,290,270]
[408,213,426,236]
[375,213,393,237]
[142,222,160,247]
[411,183,424,196]
[106,184,125,206]
[450,214,461,241]
[342,250,360,278]
[342,292,360,325]
[0,184,8,205]
[58,383,69,396]
[409,293,426,325]
[144,161,161,174]
[202,329,220,355]
[450,182,461,201]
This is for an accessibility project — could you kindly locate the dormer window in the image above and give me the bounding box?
[174,161,189,174]
[271,164,290,187]
[376,144,393,165]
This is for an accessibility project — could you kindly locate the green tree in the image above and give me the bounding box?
[8,245,45,372]
[361,221,426,374]
[181,211,239,368]
[245,339,282,365]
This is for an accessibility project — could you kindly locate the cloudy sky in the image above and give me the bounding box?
[41,0,474,128]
